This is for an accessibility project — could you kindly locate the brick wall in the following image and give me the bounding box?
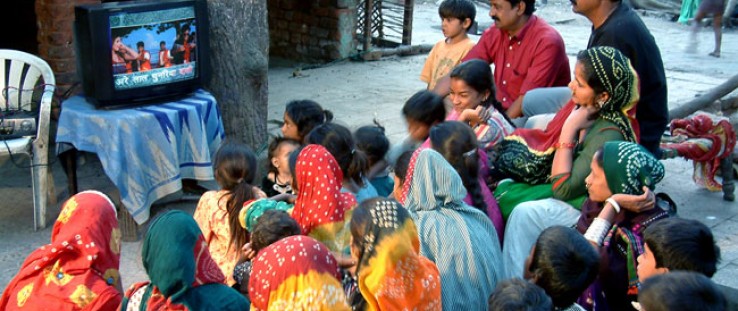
[35,0,101,94]
[269,0,358,62]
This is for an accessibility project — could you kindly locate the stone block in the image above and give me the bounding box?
[310,27,330,38]
[336,0,357,9]
[49,58,76,73]
[281,0,296,10]
[45,32,73,46]
[315,8,333,17]
[319,18,336,29]
[39,44,74,60]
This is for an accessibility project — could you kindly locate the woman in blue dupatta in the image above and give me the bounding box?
[393,148,502,310]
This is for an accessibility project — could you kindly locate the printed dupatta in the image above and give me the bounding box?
[495,46,639,185]
[354,199,442,310]
[0,191,122,311]
[249,235,349,310]
[398,148,502,310]
[292,144,357,252]
[120,210,248,311]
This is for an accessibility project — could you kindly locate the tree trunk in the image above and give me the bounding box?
[669,73,738,120]
[206,0,269,150]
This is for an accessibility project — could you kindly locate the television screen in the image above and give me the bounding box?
[109,6,198,90]
[74,0,210,108]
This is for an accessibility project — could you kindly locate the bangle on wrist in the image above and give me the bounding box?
[554,141,577,149]
[606,197,621,213]
[584,217,612,246]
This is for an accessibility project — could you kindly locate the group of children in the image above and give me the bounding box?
[0,0,730,310]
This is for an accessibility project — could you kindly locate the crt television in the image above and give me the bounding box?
[74,0,210,108]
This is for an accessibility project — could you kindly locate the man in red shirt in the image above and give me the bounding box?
[434,0,570,120]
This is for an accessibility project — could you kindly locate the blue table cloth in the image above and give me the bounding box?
[56,90,224,224]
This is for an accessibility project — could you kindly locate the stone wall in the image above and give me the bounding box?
[35,0,101,94]
[268,0,358,62]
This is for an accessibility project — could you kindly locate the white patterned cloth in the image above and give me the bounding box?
[56,89,224,223]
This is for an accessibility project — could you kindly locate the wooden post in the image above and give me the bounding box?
[721,154,735,201]
[119,205,139,242]
[402,0,415,45]
[669,73,738,120]
[364,0,374,51]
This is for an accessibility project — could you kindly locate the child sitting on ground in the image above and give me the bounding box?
[306,122,378,203]
[233,209,301,300]
[421,0,476,90]
[638,271,727,311]
[354,120,394,197]
[447,59,514,156]
[261,137,300,198]
[386,90,446,166]
[488,278,553,311]
[281,99,333,143]
[193,142,266,286]
[524,226,600,310]
[637,217,721,282]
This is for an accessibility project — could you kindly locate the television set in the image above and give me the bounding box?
[74,0,210,108]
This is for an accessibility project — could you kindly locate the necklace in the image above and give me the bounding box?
[272,175,293,194]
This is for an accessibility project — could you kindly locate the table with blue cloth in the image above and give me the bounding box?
[56,89,224,226]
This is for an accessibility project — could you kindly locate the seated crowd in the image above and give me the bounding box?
[0,0,730,310]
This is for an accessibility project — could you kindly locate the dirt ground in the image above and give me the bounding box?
[2,0,738,296]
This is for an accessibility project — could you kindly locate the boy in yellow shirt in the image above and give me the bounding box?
[420,0,476,90]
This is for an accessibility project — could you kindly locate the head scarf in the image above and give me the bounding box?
[494,46,639,185]
[0,191,122,311]
[353,199,442,310]
[602,141,665,195]
[398,148,467,210]
[292,144,357,252]
[239,198,293,232]
[584,46,639,143]
[122,210,248,310]
[397,148,502,310]
[249,235,349,311]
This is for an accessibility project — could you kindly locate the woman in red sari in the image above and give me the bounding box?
[249,235,349,310]
[289,144,357,253]
[0,191,122,311]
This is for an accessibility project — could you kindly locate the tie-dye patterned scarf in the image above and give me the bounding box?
[0,191,122,311]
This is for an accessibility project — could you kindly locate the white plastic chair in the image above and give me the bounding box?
[0,49,56,230]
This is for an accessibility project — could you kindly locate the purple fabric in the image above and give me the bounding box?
[463,149,504,243]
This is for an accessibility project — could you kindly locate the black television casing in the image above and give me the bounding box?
[74,0,210,109]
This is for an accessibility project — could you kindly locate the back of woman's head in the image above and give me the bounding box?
[285,100,334,141]
[354,120,389,166]
[402,90,446,126]
[349,198,376,250]
[250,210,301,253]
[429,121,486,213]
[306,122,368,186]
[393,150,415,185]
[213,142,258,250]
